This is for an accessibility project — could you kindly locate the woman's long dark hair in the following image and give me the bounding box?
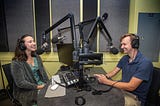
[12,34,36,61]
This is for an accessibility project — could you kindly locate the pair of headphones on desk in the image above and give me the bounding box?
[75,96,86,106]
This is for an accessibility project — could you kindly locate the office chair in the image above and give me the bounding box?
[2,63,22,106]
[145,67,160,106]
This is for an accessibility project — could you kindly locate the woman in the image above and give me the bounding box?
[11,34,49,106]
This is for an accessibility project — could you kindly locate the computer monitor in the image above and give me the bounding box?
[56,43,74,66]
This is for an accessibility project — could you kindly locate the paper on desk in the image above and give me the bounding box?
[45,84,66,98]
[45,75,66,98]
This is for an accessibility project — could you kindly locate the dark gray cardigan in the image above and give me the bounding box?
[11,55,49,106]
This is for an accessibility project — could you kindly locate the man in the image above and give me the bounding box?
[94,33,153,106]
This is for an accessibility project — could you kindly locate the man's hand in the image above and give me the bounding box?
[94,74,118,86]
[94,74,110,84]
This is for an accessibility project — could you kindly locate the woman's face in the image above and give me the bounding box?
[23,36,37,52]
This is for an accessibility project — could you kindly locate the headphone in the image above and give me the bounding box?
[18,40,26,51]
[75,96,86,106]
[18,34,31,51]
[131,34,139,49]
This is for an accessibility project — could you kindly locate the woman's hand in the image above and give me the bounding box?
[37,84,45,89]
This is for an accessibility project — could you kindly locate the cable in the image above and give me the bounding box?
[92,81,119,95]
[53,80,66,88]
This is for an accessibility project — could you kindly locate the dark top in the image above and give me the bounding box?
[11,54,49,106]
[117,51,153,105]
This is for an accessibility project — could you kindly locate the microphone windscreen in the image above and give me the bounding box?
[52,37,59,44]
[36,47,45,55]
[110,47,119,55]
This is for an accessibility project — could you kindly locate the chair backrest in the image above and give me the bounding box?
[2,63,22,106]
[2,63,13,95]
[146,67,160,105]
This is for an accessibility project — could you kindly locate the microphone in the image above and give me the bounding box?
[99,13,108,31]
[109,46,119,55]
[42,33,46,42]
[102,13,108,21]
[51,35,65,44]
[36,42,48,55]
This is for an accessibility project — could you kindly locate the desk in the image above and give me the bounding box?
[38,67,125,106]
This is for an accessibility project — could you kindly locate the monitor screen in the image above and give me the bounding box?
[56,43,74,66]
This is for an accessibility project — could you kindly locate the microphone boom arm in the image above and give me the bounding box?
[57,17,97,42]
[87,17,113,46]
[44,13,78,51]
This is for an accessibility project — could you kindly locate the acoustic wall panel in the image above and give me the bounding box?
[4,0,34,51]
[34,0,50,51]
[83,0,97,51]
[100,0,130,51]
[51,0,80,51]
[0,0,9,51]
[1,0,130,53]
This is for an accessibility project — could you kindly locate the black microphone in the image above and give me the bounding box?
[109,46,119,55]
[51,35,65,44]
[102,13,108,21]
[36,42,48,55]
[42,33,46,42]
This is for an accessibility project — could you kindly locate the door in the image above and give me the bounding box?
[137,13,160,62]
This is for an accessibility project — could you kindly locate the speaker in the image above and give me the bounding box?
[131,35,139,49]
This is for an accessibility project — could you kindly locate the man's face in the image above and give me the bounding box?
[23,36,37,52]
[120,36,133,54]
